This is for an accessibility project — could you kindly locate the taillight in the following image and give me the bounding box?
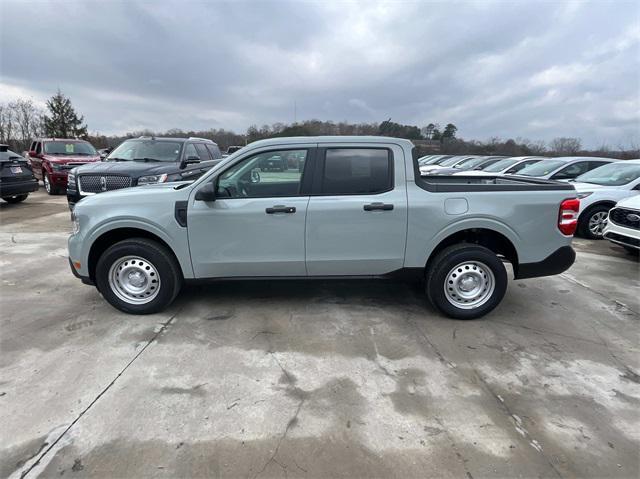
[558,198,580,235]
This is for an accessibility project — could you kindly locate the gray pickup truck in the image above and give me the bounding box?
[68,136,578,319]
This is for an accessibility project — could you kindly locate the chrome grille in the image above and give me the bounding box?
[79,175,131,194]
[609,207,640,230]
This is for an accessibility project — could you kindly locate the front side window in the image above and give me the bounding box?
[195,144,211,161]
[321,148,391,195]
[518,160,567,177]
[217,149,308,198]
[108,140,182,162]
[552,162,589,179]
[44,141,97,156]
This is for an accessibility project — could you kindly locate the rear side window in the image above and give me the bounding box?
[206,144,222,159]
[506,159,540,174]
[321,148,392,195]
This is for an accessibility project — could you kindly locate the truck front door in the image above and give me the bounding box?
[188,147,315,278]
[305,145,408,276]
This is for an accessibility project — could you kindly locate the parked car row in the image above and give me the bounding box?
[417,154,640,241]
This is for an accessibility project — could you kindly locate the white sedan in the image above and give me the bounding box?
[572,160,640,239]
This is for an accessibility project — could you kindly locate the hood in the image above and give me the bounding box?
[76,181,190,207]
[72,160,181,177]
[43,154,100,164]
[571,182,607,193]
[616,195,640,209]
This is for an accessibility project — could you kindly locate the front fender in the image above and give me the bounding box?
[70,217,194,279]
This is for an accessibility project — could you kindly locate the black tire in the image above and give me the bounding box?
[578,205,610,239]
[426,244,508,320]
[2,194,28,204]
[95,238,183,314]
[44,171,60,195]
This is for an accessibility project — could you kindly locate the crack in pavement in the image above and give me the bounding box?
[560,272,638,317]
[15,307,183,479]
[406,314,565,478]
[253,352,305,479]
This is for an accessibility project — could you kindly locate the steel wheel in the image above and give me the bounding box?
[444,261,495,309]
[588,211,608,237]
[108,255,161,305]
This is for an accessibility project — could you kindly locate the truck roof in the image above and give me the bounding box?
[246,136,415,149]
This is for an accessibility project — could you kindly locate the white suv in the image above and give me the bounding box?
[572,160,640,239]
[603,195,640,254]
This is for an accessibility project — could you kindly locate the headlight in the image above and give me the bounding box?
[51,163,64,171]
[137,173,168,185]
[577,192,593,199]
[67,173,76,185]
[71,211,80,235]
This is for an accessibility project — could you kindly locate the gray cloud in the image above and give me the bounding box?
[1,0,638,147]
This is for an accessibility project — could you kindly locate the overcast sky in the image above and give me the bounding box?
[1,0,639,147]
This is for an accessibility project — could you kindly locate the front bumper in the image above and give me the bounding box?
[0,178,39,197]
[515,245,576,279]
[603,221,640,250]
[68,257,94,285]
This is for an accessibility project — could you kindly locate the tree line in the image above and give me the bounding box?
[1,90,637,159]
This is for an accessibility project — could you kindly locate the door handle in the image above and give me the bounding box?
[266,205,296,214]
[364,202,394,211]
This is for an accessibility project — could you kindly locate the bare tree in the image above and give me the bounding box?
[11,98,44,151]
[0,103,16,145]
[550,137,581,155]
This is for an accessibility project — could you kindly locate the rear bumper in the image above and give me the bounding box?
[515,245,576,279]
[0,178,39,197]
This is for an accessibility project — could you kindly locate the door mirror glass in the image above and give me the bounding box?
[195,182,216,201]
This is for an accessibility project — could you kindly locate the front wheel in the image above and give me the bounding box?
[426,244,508,320]
[44,171,60,195]
[95,238,183,314]
[2,194,28,204]
[579,205,610,239]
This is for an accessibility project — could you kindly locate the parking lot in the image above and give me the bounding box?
[1,189,638,478]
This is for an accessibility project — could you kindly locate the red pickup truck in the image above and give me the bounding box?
[27,138,101,194]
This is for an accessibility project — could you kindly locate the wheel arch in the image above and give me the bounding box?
[578,200,616,222]
[425,228,519,277]
[87,227,183,284]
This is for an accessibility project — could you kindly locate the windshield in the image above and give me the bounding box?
[107,140,183,162]
[44,141,97,156]
[0,149,24,161]
[440,156,467,167]
[482,158,519,172]
[454,157,491,169]
[576,162,640,186]
[518,160,566,177]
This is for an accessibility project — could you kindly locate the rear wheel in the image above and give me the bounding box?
[426,244,507,320]
[95,238,183,314]
[579,205,610,239]
[2,194,28,203]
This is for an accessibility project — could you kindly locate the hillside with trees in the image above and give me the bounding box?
[1,92,637,159]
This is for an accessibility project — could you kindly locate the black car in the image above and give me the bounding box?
[67,137,223,209]
[0,145,39,203]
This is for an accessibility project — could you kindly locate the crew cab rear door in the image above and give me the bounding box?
[305,144,408,276]
[187,145,315,278]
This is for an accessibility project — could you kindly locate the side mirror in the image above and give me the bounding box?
[28,150,37,157]
[195,182,216,201]
[250,168,261,183]
[180,156,200,169]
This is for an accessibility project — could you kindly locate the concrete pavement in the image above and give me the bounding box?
[1,189,639,478]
